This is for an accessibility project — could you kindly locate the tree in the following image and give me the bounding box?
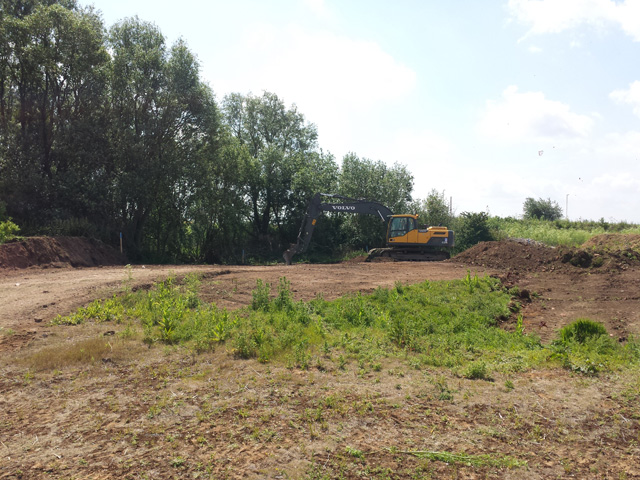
[523,197,563,221]
[222,91,323,251]
[337,153,414,249]
[410,189,452,227]
[454,211,494,253]
[0,1,111,230]
[108,18,222,259]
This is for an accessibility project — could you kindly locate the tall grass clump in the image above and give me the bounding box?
[551,319,640,374]
[489,217,640,247]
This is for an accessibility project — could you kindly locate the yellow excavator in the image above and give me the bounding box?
[283,193,454,264]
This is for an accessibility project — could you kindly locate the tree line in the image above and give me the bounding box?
[0,0,426,261]
[6,1,610,262]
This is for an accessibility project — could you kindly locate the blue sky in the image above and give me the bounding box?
[89,0,640,222]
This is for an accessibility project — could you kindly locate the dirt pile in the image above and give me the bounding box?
[453,235,640,273]
[451,240,560,272]
[562,234,640,270]
[0,236,125,269]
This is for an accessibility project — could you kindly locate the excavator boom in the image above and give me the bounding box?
[283,193,392,264]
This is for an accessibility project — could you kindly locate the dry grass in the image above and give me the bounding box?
[24,335,139,371]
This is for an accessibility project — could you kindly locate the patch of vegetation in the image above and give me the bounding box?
[53,274,640,375]
[551,319,640,374]
[405,449,527,468]
[25,337,129,371]
[0,203,20,244]
[488,217,640,247]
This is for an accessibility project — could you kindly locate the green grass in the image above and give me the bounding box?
[550,318,640,374]
[52,274,640,375]
[489,217,640,247]
[403,449,527,468]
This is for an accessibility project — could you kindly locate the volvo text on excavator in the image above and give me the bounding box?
[283,193,454,265]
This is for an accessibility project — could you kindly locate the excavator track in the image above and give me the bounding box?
[365,248,450,262]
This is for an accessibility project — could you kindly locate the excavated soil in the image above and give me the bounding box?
[1,236,640,479]
[0,237,125,270]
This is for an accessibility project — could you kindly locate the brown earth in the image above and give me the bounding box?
[0,237,125,270]
[1,236,639,479]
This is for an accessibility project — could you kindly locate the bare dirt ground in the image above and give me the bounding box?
[1,237,640,479]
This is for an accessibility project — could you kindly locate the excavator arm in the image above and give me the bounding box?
[283,193,393,265]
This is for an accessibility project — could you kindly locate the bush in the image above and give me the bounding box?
[558,318,608,345]
[454,212,494,253]
[0,201,19,243]
[552,319,617,375]
[0,219,19,244]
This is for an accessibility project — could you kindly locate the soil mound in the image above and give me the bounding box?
[582,233,640,251]
[451,240,560,272]
[565,233,640,270]
[0,236,125,270]
[453,235,640,273]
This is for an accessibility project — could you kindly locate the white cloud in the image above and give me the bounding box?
[593,172,640,190]
[477,86,594,142]
[507,0,640,41]
[208,24,417,159]
[372,129,457,198]
[212,24,416,105]
[610,81,640,117]
[304,0,331,19]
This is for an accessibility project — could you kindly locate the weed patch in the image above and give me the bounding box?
[53,274,640,376]
[551,319,640,374]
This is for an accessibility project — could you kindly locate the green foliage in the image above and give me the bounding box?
[463,361,490,380]
[523,197,563,221]
[410,189,453,227]
[56,273,640,377]
[52,296,125,325]
[454,212,494,253]
[558,318,609,344]
[489,217,609,246]
[251,280,271,311]
[0,219,20,244]
[406,450,526,468]
[551,319,638,375]
[0,204,20,243]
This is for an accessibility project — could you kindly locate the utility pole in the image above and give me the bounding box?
[565,194,569,221]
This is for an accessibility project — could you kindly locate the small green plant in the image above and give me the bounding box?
[552,319,619,375]
[404,449,526,468]
[251,279,271,311]
[274,277,294,311]
[463,362,490,380]
[515,315,524,335]
[345,446,364,459]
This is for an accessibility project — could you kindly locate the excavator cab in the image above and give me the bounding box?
[388,215,417,239]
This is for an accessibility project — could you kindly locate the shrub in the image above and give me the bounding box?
[558,319,608,345]
[454,212,494,253]
[0,219,19,244]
